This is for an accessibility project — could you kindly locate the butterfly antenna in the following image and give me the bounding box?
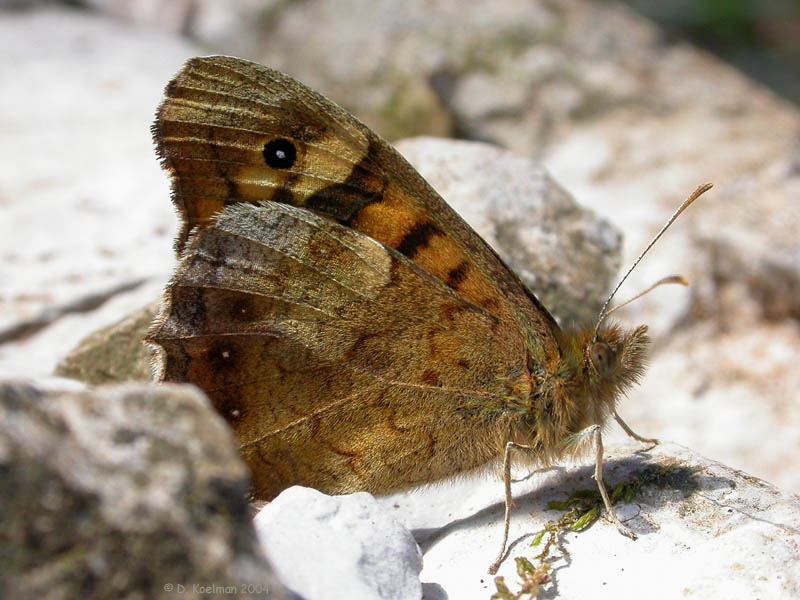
[602,275,689,320]
[592,183,713,341]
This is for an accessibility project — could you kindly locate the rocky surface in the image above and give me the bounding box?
[55,300,160,385]
[255,487,423,600]
[402,440,800,598]
[250,441,800,599]
[2,374,797,599]
[0,381,288,599]
[2,2,800,599]
[0,7,185,380]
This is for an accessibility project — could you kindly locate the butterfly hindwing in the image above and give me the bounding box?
[149,202,531,498]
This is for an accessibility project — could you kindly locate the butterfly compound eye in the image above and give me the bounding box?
[263,138,297,169]
[588,342,617,376]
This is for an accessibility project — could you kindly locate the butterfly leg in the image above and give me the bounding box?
[613,411,659,445]
[488,440,537,574]
[589,424,638,540]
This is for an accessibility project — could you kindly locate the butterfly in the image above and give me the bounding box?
[146,55,708,573]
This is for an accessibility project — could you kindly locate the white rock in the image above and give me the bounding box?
[251,442,800,599]
[254,487,423,600]
[0,7,196,378]
[376,441,800,599]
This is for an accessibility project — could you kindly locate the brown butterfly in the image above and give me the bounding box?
[146,56,710,573]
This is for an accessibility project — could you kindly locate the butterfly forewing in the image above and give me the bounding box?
[155,56,562,368]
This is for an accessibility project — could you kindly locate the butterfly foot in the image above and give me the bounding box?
[614,411,659,446]
[614,520,638,541]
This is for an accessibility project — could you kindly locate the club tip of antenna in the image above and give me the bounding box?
[691,182,714,200]
[663,274,690,287]
[591,182,712,340]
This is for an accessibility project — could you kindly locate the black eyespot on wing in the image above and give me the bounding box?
[263,139,297,169]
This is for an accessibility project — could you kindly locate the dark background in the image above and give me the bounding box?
[621,0,800,103]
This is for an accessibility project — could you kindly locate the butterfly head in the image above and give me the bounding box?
[559,321,649,429]
[520,322,649,457]
[573,182,714,418]
[585,323,649,396]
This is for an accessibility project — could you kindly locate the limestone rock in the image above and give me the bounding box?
[255,487,423,600]
[0,7,185,379]
[241,439,800,599]
[0,381,288,600]
[55,301,160,385]
[380,441,800,599]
